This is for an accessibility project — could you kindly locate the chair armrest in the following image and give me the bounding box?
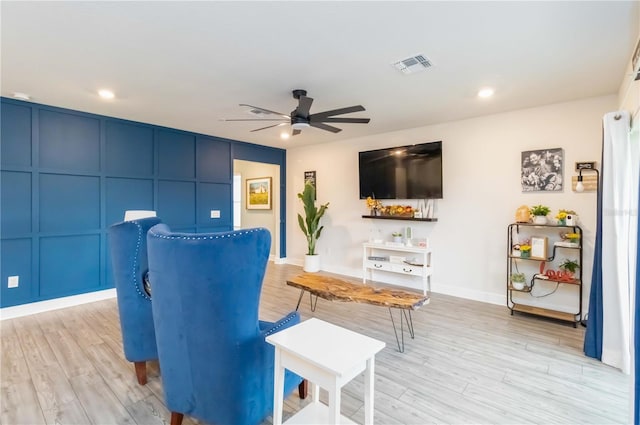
[260,311,300,338]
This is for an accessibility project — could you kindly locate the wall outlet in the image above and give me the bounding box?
[8,275,19,288]
[210,210,221,219]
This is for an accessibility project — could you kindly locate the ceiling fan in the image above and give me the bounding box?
[225,89,370,136]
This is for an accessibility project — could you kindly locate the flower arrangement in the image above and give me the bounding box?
[555,209,576,225]
[392,232,402,237]
[520,244,531,258]
[365,196,382,213]
[565,232,580,243]
[530,205,551,216]
[380,205,414,216]
[511,272,527,290]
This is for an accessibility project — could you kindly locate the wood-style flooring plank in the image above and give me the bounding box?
[0,262,629,425]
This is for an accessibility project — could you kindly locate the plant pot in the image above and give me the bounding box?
[520,251,531,259]
[557,218,566,226]
[393,236,403,243]
[533,215,547,225]
[304,254,321,273]
[512,281,525,290]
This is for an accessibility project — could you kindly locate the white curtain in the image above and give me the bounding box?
[601,110,639,374]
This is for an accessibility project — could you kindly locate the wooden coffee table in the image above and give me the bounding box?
[286,273,429,352]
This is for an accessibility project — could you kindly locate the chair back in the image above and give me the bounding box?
[108,216,162,363]
[147,225,274,424]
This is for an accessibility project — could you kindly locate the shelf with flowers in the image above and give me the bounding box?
[362,197,437,222]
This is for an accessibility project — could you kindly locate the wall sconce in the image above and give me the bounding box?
[572,162,599,192]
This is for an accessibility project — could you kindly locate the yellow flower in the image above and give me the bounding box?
[520,245,532,252]
[566,233,580,239]
[555,212,567,220]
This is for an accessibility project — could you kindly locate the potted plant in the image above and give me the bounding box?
[559,259,580,276]
[391,232,403,243]
[298,181,329,272]
[530,205,551,225]
[520,244,532,258]
[511,272,527,290]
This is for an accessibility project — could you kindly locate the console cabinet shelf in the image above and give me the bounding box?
[362,243,432,295]
[507,222,583,326]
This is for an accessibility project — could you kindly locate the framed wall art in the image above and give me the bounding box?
[530,236,548,260]
[521,148,563,192]
[246,177,272,210]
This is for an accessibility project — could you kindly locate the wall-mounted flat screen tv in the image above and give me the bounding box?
[359,141,443,199]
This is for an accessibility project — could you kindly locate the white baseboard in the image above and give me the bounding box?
[273,257,287,265]
[0,288,117,320]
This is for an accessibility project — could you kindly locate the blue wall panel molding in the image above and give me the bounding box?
[39,109,101,172]
[1,171,32,237]
[0,97,286,308]
[106,121,154,176]
[1,102,32,167]
[40,235,101,298]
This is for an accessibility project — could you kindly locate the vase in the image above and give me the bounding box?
[512,281,525,291]
[303,254,320,272]
[533,216,547,225]
[393,236,403,243]
[557,218,566,226]
[520,251,531,259]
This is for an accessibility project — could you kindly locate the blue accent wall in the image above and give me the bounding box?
[0,98,286,307]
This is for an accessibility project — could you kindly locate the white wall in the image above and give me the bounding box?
[287,95,616,312]
[234,159,280,257]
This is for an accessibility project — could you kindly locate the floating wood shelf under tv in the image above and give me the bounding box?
[361,215,438,222]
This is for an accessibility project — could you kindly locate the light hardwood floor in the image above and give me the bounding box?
[1,263,629,424]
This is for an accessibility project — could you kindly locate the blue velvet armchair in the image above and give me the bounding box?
[146,225,305,425]
[108,216,162,385]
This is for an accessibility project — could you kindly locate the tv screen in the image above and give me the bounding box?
[359,141,443,199]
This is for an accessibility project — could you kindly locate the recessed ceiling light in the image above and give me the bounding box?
[280,132,290,140]
[13,92,31,101]
[98,89,115,99]
[478,87,495,98]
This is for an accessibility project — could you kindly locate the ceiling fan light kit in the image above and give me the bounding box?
[226,89,370,136]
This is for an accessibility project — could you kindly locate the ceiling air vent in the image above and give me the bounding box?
[392,54,433,74]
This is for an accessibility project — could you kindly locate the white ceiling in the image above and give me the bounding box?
[1,1,638,149]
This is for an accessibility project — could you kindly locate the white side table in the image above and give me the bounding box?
[266,318,385,425]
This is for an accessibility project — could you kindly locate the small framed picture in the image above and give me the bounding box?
[246,177,272,210]
[530,236,548,260]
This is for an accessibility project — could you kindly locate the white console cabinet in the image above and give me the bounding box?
[362,243,432,295]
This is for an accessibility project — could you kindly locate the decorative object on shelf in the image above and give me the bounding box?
[511,272,527,290]
[521,148,564,192]
[380,204,414,217]
[246,177,272,210]
[530,236,548,259]
[365,196,382,216]
[559,259,580,278]
[566,213,578,226]
[562,232,581,246]
[511,244,521,257]
[530,204,551,225]
[515,205,531,223]
[391,232,403,243]
[298,181,330,272]
[520,245,531,258]
[556,210,576,226]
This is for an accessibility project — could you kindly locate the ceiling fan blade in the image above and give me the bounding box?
[320,117,371,124]
[251,123,288,132]
[239,104,290,119]
[292,129,302,136]
[309,122,342,133]
[310,105,365,119]
[223,118,288,122]
[296,95,314,117]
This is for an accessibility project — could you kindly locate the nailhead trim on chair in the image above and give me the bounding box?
[263,313,298,336]
[131,221,152,301]
[148,227,264,241]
